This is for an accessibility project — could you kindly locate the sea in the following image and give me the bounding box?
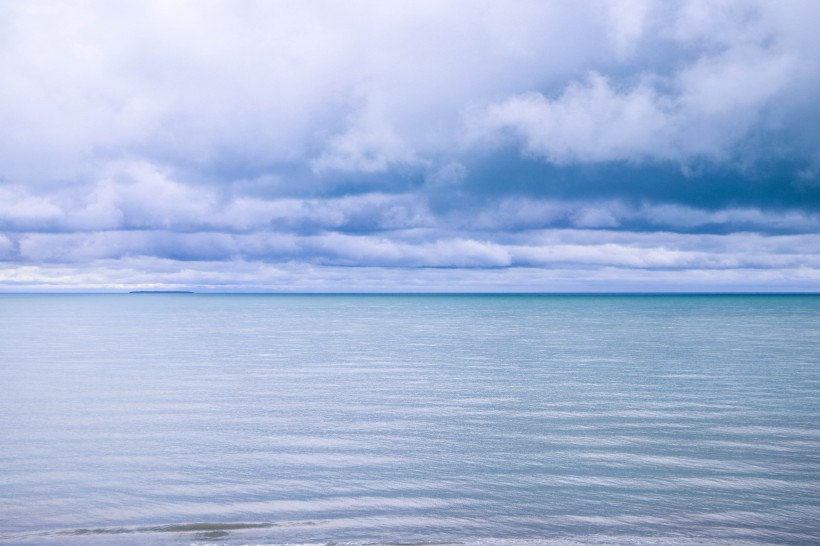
[0,294,818,545]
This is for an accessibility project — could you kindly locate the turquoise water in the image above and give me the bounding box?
[0,294,819,545]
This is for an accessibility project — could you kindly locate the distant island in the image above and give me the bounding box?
[129,291,194,294]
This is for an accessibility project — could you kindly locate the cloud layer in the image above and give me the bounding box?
[1,1,819,291]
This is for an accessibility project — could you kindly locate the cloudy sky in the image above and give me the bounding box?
[1,0,819,292]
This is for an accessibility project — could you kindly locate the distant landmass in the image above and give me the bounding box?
[129,290,194,294]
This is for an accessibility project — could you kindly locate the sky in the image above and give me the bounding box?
[1,0,819,292]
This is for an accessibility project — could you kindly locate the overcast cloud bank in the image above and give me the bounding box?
[1,1,819,291]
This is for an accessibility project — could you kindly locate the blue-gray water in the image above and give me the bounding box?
[1,294,819,545]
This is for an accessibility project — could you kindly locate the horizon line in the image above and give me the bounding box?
[1,291,819,296]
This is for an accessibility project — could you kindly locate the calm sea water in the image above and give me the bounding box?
[0,294,819,545]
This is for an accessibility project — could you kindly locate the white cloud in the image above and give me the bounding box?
[462,0,815,166]
[0,164,437,235]
[0,234,15,259]
[311,99,421,174]
[603,0,653,59]
[571,207,621,228]
[0,1,614,183]
[0,0,815,185]
[0,187,64,225]
[1,1,819,291]
[8,223,820,280]
[2,255,819,293]
[463,73,673,163]
[0,1,816,182]
[464,44,798,164]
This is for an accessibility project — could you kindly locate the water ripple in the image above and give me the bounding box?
[1,294,819,544]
